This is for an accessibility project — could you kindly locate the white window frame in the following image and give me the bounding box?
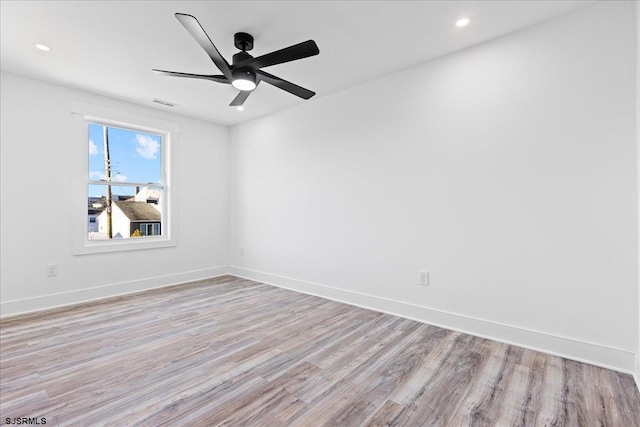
[71,101,178,255]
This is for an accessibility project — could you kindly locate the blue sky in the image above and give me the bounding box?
[88,124,162,197]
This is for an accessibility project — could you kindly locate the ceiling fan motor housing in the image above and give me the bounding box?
[232,68,256,85]
[233,51,253,66]
[232,50,256,90]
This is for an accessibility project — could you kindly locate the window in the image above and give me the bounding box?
[72,102,178,254]
[139,223,161,236]
[87,123,164,241]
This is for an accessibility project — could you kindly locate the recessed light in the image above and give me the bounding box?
[35,43,51,51]
[456,18,470,28]
[236,106,244,111]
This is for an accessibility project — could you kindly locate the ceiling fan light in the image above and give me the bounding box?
[231,69,256,91]
[232,78,256,91]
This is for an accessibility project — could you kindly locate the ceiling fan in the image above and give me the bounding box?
[153,13,320,108]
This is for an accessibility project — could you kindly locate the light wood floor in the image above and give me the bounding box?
[1,276,639,426]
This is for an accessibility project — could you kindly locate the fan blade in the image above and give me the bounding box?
[175,13,232,79]
[229,91,251,107]
[256,70,315,99]
[234,40,319,70]
[152,69,230,84]
[229,80,261,106]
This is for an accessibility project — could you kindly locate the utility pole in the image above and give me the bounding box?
[103,126,113,239]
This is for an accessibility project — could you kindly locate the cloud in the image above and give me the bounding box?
[89,171,127,182]
[89,140,99,155]
[135,134,160,159]
[89,171,106,180]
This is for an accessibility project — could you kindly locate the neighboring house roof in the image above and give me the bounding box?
[114,200,161,222]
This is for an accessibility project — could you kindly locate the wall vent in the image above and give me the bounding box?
[152,98,177,107]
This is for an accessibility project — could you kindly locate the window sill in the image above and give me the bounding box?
[74,237,176,255]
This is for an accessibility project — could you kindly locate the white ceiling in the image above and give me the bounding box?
[1,1,595,126]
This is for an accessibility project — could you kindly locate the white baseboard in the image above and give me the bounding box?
[229,266,636,375]
[635,353,640,395]
[0,266,230,319]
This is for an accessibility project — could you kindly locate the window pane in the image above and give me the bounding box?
[88,184,163,240]
[88,124,162,185]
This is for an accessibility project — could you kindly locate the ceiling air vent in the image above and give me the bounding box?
[152,98,177,107]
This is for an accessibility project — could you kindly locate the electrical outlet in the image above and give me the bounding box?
[240,248,245,256]
[420,271,429,286]
[46,263,58,277]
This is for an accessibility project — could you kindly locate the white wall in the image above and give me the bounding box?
[230,1,638,372]
[0,72,230,316]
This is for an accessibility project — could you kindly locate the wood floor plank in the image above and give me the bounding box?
[365,400,407,427]
[603,369,640,427]
[446,341,512,426]
[397,335,490,426]
[484,361,539,426]
[388,329,459,407]
[287,379,365,427]
[469,345,525,426]
[535,354,570,427]
[1,275,639,426]
[321,324,449,426]
[513,350,549,426]
[216,386,303,426]
[294,318,406,403]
